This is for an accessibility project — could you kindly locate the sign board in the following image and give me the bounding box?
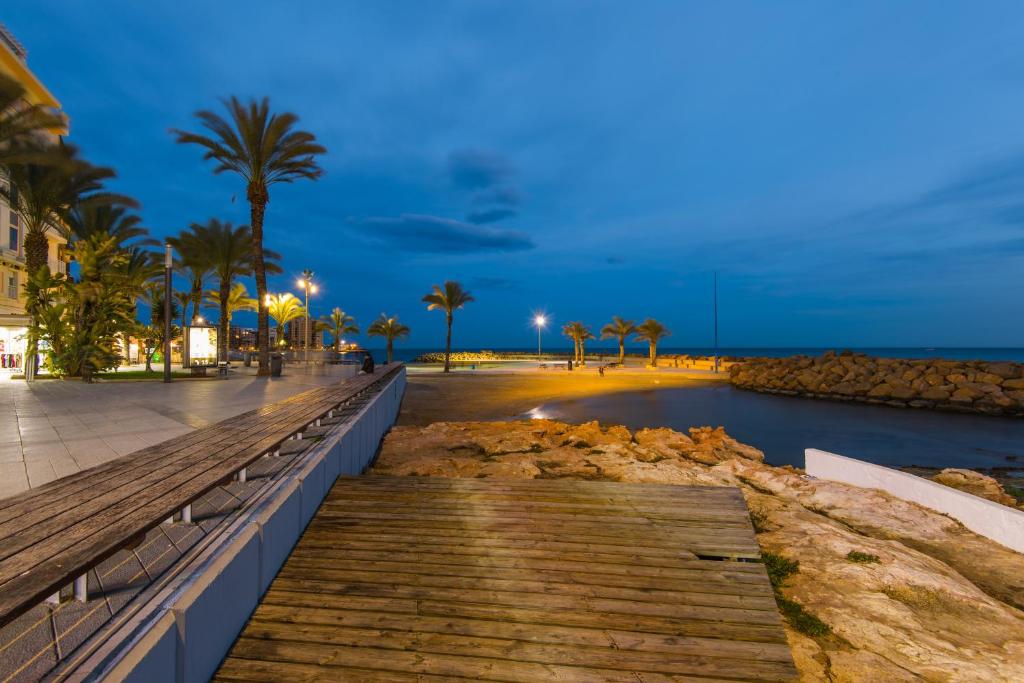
[183,325,219,368]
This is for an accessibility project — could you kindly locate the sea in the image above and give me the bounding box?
[367,347,1024,364]
[363,346,1024,471]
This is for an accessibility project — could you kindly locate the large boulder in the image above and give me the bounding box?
[932,468,1020,507]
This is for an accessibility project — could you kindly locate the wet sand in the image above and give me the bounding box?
[398,369,719,425]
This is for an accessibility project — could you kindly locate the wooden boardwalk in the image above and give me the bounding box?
[217,476,797,682]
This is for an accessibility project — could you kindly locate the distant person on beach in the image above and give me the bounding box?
[361,353,375,374]
[598,366,605,377]
[567,359,573,371]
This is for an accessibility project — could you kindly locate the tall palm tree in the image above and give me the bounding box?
[422,280,474,373]
[317,308,359,352]
[601,316,637,365]
[265,292,306,347]
[172,97,326,376]
[367,314,410,364]
[206,282,257,356]
[0,73,65,165]
[635,318,671,367]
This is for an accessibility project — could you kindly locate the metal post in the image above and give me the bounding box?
[713,270,719,374]
[537,325,541,360]
[304,285,309,365]
[164,244,173,383]
[74,574,88,602]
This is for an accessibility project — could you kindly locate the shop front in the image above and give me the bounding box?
[0,315,29,377]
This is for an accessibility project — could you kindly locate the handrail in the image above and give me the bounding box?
[0,363,402,628]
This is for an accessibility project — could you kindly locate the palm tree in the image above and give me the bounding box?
[601,316,637,366]
[173,290,192,331]
[422,281,474,372]
[191,219,280,359]
[367,314,410,364]
[67,202,155,247]
[172,97,326,376]
[635,318,671,367]
[562,321,594,366]
[0,143,122,380]
[167,224,213,325]
[265,293,306,348]
[317,308,359,352]
[206,282,257,356]
[0,73,65,165]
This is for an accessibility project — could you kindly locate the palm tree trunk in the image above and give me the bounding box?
[443,313,452,373]
[650,342,657,366]
[580,339,586,367]
[23,227,48,382]
[249,186,271,376]
[218,279,230,361]
[191,286,202,324]
[387,339,393,364]
[618,339,625,365]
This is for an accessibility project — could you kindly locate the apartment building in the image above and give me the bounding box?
[0,24,68,374]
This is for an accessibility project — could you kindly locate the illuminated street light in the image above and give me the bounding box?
[297,269,317,363]
[533,314,547,361]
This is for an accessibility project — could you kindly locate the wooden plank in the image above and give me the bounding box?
[219,477,796,681]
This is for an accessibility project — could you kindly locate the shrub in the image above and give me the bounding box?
[762,551,799,589]
[846,550,880,564]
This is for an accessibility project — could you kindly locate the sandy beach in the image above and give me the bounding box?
[398,367,723,425]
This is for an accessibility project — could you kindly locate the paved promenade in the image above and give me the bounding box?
[0,366,354,499]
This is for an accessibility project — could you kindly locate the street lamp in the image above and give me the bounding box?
[163,243,172,383]
[297,270,317,363]
[533,314,547,361]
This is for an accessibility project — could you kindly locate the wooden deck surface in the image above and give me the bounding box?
[217,476,797,682]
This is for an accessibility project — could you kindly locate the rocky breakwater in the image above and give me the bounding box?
[376,420,1024,681]
[729,351,1024,416]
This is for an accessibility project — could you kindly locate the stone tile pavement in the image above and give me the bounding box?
[0,364,356,500]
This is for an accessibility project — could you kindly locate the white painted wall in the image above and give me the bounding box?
[806,448,1024,554]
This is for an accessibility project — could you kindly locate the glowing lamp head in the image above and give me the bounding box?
[195,316,204,324]
[264,294,272,306]
[310,284,318,294]
[534,315,547,327]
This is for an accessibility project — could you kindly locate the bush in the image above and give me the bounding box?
[762,551,799,589]
[846,550,880,564]
[761,551,832,637]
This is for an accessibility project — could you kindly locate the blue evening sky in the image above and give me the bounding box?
[7,1,1024,349]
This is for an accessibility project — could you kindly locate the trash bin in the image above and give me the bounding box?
[270,353,283,377]
[243,352,252,367]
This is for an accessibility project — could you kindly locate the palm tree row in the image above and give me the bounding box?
[560,317,672,367]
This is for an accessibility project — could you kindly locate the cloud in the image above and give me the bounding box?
[448,149,513,190]
[466,207,518,224]
[355,213,535,253]
[605,255,625,265]
[449,149,521,223]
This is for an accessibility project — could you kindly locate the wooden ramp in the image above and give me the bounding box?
[216,477,797,682]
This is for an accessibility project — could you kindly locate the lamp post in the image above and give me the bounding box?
[163,243,172,383]
[297,270,317,364]
[533,314,547,362]
[713,270,719,374]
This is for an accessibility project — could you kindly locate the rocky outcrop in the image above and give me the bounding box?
[729,351,1024,416]
[376,420,1024,682]
[932,468,1022,507]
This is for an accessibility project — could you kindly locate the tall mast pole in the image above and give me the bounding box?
[713,270,719,373]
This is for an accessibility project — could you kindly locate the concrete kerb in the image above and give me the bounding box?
[64,368,405,683]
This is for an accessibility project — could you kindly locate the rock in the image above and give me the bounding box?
[375,420,1024,681]
[920,387,951,401]
[729,355,1024,416]
[932,468,1020,507]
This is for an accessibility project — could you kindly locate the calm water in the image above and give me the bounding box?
[536,384,1024,470]
[373,347,1024,364]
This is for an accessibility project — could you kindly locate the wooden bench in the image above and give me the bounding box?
[0,363,403,628]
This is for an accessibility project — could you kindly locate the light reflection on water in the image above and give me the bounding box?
[535,384,1024,469]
